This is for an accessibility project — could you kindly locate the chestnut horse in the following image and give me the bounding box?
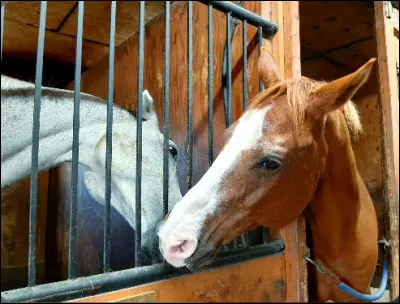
[157,47,379,302]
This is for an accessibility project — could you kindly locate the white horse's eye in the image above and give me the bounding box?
[169,145,178,160]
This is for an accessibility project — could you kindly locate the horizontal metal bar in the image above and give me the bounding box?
[198,0,278,39]
[1,240,284,303]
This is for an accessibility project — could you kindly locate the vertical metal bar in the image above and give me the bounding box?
[226,12,232,127]
[68,0,84,280]
[104,0,116,273]
[1,4,4,63]
[163,1,170,218]
[28,0,47,287]
[258,26,264,93]
[242,19,250,248]
[258,25,268,244]
[135,0,145,267]
[242,20,248,111]
[187,1,193,191]
[207,3,213,167]
[226,11,234,250]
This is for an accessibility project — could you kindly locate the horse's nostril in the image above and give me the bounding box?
[167,239,196,259]
[170,240,188,254]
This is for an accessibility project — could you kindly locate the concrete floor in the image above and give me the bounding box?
[371,287,391,302]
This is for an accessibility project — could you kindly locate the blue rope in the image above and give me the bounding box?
[337,259,389,301]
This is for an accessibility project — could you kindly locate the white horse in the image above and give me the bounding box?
[1,75,182,264]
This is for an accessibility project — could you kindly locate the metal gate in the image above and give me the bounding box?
[1,1,284,302]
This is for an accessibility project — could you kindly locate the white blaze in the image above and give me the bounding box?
[158,106,272,265]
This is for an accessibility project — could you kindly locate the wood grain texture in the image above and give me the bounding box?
[261,2,308,302]
[281,2,307,302]
[67,253,286,303]
[4,1,77,31]
[374,2,399,300]
[299,1,375,53]
[1,1,169,90]
[2,18,109,69]
[59,1,169,46]
[1,172,49,290]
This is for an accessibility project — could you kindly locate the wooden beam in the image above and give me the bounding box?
[374,1,399,300]
[67,253,286,303]
[4,1,77,31]
[261,1,308,302]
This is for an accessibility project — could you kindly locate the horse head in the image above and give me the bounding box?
[80,90,183,265]
[157,47,376,270]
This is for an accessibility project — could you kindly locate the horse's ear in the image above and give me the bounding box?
[142,90,156,120]
[309,58,376,120]
[258,46,282,89]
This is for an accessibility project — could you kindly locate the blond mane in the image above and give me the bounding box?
[251,77,363,140]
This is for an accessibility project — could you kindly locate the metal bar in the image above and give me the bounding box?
[207,3,213,167]
[2,240,285,303]
[1,3,4,63]
[187,1,193,191]
[258,26,263,93]
[226,12,232,127]
[135,0,145,267]
[198,0,278,39]
[68,0,84,280]
[28,1,47,287]
[226,11,234,250]
[163,1,170,218]
[242,20,248,111]
[104,0,116,273]
[257,26,269,244]
[242,19,250,248]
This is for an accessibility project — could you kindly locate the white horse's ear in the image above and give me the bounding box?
[142,90,157,121]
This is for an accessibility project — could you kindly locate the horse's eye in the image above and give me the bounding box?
[257,158,280,170]
[169,145,178,160]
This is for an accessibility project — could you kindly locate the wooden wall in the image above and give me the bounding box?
[299,1,399,295]
[1,172,49,291]
[2,1,169,88]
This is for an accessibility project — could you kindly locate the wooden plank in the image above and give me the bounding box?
[1,172,49,290]
[326,38,377,70]
[4,1,77,31]
[299,1,375,53]
[300,45,317,61]
[2,18,108,69]
[281,2,307,302]
[67,253,286,303]
[261,2,308,302]
[302,57,354,81]
[59,1,169,47]
[351,95,386,250]
[374,1,399,300]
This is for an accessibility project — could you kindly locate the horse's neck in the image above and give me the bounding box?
[307,113,377,260]
[1,77,133,187]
